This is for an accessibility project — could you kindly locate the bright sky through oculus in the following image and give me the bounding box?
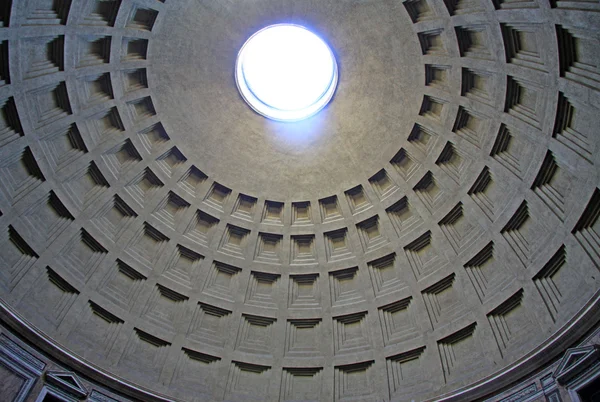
[236,24,338,122]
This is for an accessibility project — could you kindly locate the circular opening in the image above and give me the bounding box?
[236,24,338,122]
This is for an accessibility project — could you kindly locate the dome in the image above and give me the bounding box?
[0,0,599,401]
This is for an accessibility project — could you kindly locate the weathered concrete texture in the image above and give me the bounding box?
[0,0,598,401]
[152,0,423,200]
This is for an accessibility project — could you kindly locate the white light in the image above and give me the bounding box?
[236,24,338,122]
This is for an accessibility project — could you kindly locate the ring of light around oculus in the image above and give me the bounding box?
[235,24,338,122]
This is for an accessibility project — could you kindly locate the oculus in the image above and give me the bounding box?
[235,24,338,122]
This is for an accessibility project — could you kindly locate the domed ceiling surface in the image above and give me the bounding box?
[0,0,599,401]
[152,0,423,199]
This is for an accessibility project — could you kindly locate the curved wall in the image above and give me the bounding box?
[0,0,599,401]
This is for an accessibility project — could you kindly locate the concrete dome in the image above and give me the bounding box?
[0,0,599,401]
